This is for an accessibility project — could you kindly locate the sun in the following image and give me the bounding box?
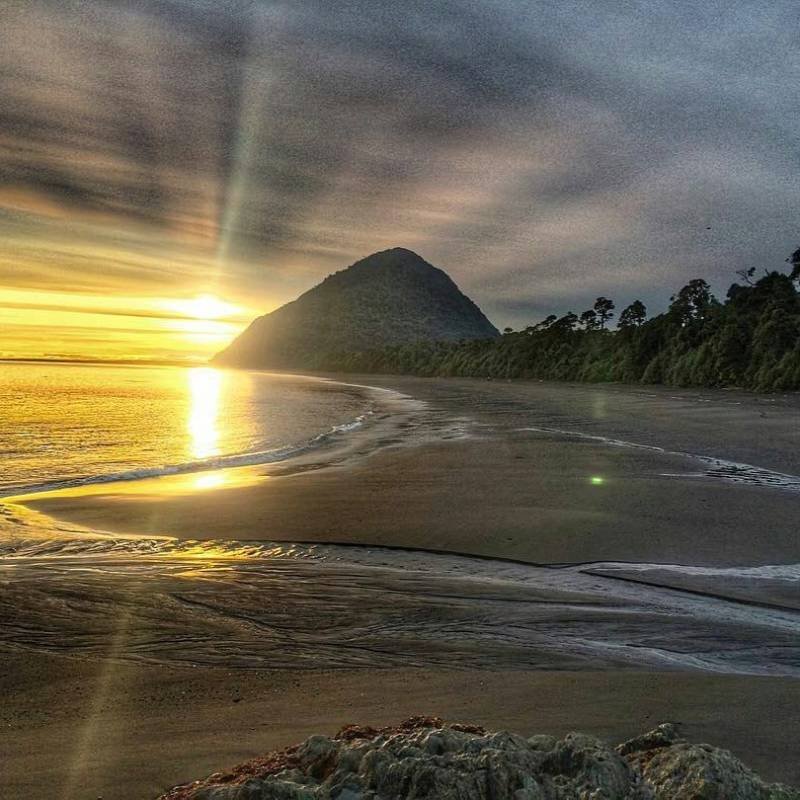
[169,294,242,321]
[158,293,250,349]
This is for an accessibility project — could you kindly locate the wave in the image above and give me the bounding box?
[0,410,377,500]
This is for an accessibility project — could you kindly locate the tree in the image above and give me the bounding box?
[552,312,579,332]
[618,300,647,329]
[580,309,599,330]
[536,314,558,331]
[787,247,800,284]
[669,279,714,325]
[593,297,615,329]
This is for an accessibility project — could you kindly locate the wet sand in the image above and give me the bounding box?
[4,649,800,798]
[3,376,800,797]
[24,375,800,567]
[4,537,797,674]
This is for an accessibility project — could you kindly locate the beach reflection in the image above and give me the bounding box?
[2,467,265,507]
[192,471,228,490]
[188,367,222,459]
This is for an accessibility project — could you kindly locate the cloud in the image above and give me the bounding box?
[1,0,798,336]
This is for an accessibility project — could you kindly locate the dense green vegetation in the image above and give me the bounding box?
[321,250,800,392]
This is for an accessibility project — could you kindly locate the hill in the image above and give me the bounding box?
[213,248,498,368]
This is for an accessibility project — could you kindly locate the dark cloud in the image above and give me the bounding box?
[1,0,798,328]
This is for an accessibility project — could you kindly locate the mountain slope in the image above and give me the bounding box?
[214,248,498,368]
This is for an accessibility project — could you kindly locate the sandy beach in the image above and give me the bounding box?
[3,376,800,798]
[4,650,800,798]
[23,375,800,566]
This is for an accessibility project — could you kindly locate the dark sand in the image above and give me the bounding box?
[27,376,800,566]
[4,650,800,798]
[4,377,800,798]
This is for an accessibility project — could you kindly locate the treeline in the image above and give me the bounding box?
[320,250,800,392]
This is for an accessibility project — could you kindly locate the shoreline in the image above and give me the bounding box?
[3,374,799,798]
[16,374,800,566]
[3,374,798,676]
[0,372,427,503]
[7,371,800,523]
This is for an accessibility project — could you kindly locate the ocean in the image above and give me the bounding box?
[0,361,375,497]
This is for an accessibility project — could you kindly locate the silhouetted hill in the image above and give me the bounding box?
[214,248,498,368]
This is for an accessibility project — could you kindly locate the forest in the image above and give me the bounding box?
[321,249,800,392]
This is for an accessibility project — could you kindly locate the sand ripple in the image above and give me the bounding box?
[1,537,798,675]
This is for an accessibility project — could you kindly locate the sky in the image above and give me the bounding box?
[1,0,798,361]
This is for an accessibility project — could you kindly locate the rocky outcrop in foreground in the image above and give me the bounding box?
[160,717,798,800]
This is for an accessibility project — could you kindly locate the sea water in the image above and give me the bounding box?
[0,361,373,496]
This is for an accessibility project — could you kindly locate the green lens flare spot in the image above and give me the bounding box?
[590,476,605,485]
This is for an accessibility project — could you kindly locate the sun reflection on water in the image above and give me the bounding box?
[188,367,222,459]
[192,471,227,490]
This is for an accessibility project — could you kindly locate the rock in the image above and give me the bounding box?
[528,734,559,752]
[159,719,800,800]
[537,731,649,799]
[617,723,681,757]
[296,736,340,781]
[630,740,797,800]
[618,723,800,800]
